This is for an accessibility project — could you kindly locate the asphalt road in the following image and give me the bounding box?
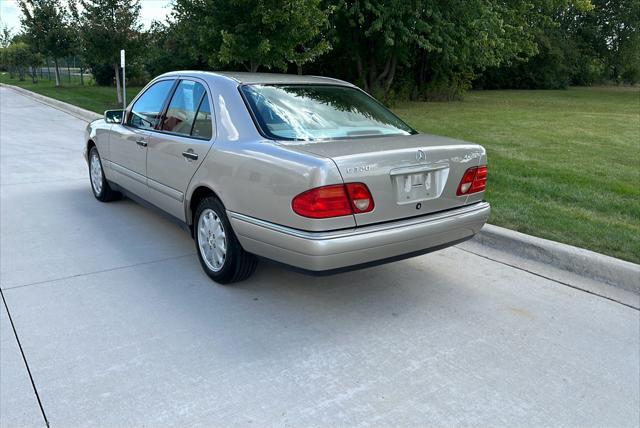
[1,87,638,428]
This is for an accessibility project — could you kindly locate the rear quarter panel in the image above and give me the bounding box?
[187,140,355,231]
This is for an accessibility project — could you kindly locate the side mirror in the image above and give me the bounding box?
[104,109,124,124]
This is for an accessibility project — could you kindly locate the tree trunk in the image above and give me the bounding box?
[31,65,38,83]
[53,58,61,87]
[249,61,259,73]
[373,55,393,89]
[114,63,122,103]
[368,54,377,92]
[80,67,84,85]
[383,55,398,93]
[297,63,303,75]
[355,54,366,91]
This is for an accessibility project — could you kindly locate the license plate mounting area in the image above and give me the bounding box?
[390,163,449,205]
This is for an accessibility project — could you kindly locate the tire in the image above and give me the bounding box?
[89,146,121,202]
[194,196,258,284]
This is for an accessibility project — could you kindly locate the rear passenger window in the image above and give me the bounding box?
[191,96,212,139]
[162,80,211,138]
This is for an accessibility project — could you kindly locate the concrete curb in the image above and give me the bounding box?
[1,83,101,123]
[474,224,639,294]
[4,83,638,295]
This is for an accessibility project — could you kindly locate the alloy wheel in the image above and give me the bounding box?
[198,208,227,272]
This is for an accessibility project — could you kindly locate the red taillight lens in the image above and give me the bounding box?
[470,166,487,193]
[292,184,352,218]
[292,183,374,219]
[345,182,375,214]
[457,166,488,196]
[457,168,477,195]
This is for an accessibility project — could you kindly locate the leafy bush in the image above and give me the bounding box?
[89,62,114,86]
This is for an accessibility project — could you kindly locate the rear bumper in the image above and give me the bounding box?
[229,201,490,273]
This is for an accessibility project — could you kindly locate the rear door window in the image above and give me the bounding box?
[162,80,210,138]
[191,96,213,139]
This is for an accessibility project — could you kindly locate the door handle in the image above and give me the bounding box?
[136,140,148,147]
[182,151,198,161]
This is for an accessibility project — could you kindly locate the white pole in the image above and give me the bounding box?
[120,49,126,111]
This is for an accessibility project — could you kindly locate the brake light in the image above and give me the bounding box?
[292,183,374,219]
[457,166,488,196]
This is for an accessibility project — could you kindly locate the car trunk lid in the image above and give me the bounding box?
[279,133,486,226]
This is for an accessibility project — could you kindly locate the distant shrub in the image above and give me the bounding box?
[89,63,114,86]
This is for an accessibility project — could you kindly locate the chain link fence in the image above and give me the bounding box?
[35,58,90,84]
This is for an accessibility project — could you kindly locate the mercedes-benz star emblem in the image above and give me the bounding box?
[416,150,426,161]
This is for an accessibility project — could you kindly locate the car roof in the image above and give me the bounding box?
[159,70,354,86]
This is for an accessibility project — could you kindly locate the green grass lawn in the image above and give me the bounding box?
[2,73,638,262]
[394,87,640,263]
[0,73,144,113]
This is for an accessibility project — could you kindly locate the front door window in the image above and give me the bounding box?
[128,80,175,130]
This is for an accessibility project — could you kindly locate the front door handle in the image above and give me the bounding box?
[136,140,148,148]
[182,151,198,161]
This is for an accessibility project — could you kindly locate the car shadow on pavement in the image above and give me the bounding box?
[5,183,464,341]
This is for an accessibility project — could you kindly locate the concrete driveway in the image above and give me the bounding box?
[1,87,638,427]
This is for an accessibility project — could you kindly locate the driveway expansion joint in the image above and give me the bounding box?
[1,253,196,292]
[1,178,87,187]
[1,289,50,427]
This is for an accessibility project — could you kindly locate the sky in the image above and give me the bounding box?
[0,0,173,33]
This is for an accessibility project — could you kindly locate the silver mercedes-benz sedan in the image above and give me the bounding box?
[84,71,490,283]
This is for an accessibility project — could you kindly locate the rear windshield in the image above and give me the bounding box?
[240,84,416,141]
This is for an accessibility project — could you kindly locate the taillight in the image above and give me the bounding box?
[457,166,488,196]
[345,183,375,214]
[292,183,374,219]
[470,166,487,193]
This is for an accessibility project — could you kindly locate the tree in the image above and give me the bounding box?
[142,20,206,78]
[68,0,87,84]
[10,32,45,83]
[581,0,640,83]
[0,24,13,74]
[475,0,638,89]
[0,24,12,48]
[318,0,557,99]
[173,0,331,72]
[415,0,542,97]
[328,0,427,95]
[79,0,141,102]
[5,41,38,81]
[18,0,72,86]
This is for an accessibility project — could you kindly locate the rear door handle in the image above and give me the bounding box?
[182,151,198,161]
[136,140,147,147]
